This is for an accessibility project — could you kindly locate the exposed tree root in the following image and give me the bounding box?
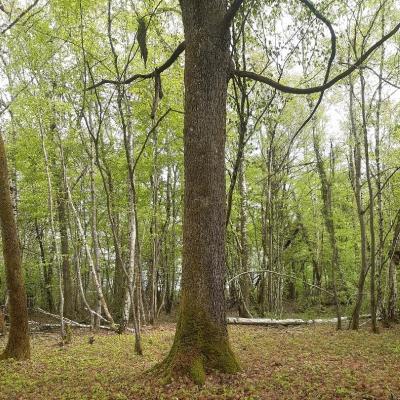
[151,312,240,385]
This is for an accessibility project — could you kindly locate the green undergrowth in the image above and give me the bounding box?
[0,323,399,399]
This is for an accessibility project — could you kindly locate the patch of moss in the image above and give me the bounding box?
[152,303,240,384]
[189,356,206,385]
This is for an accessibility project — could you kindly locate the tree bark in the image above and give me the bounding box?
[89,152,102,329]
[360,72,378,333]
[0,308,5,336]
[156,0,239,383]
[387,212,400,322]
[312,129,341,329]
[40,122,65,340]
[348,76,368,331]
[57,170,74,319]
[0,134,30,360]
[374,9,385,319]
[237,162,251,317]
[148,127,159,324]
[64,161,115,326]
[34,221,54,312]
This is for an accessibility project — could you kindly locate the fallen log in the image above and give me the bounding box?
[35,308,94,328]
[227,315,372,326]
[33,308,135,333]
[29,322,112,332]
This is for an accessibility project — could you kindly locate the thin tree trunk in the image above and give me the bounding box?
[360,72,378,333]
[312,129,341,329]
[169,165,179,314]
[374,8,385,318]
[237,162,251,317]
[85,106,126,323]
[63,155,114,326]
[349,76,368,331]
[34,221,54,312]
[89,152,102,329]
[39,126,65,340]
[118,87,142,353]
[57,169,74,319]
[148,124,159,324]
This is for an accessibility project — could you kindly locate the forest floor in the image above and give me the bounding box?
[0,322,399,400]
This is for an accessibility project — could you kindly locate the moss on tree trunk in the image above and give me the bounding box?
[156,306,239,384]
[155,0,240,383]
[0,134,30,361]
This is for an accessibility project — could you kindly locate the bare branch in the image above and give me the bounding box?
[361,65,400,90]
[132,108,175,173]
[1,0,40,35]
[87,40,186,90]
[227,269,334,297]
[287,0,337,145]
[234,21,400,94]
[299,0,336,85]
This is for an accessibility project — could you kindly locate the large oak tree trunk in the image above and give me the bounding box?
[0,134,30,360]
[157,0,239,383]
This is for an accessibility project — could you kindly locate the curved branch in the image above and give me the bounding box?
[279,0,337,158]
[222,0,245,32]
[227,269,334,297]
[234,21,400,94]
[87,40,186,90]
[296,0,336,118]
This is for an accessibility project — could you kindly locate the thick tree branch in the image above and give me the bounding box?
[234,21,400,94]
[222,0,245,32]
[87,40,186,90]
[299,0,336,87]
[1,0,40,35]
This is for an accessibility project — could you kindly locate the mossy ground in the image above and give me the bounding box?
[0,323,399,399]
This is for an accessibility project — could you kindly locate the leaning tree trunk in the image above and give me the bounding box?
[157,0,239,383]
[0,134,30,360]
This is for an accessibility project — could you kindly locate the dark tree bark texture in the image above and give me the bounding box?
[0,134,30,360]
[156,0,240,384]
